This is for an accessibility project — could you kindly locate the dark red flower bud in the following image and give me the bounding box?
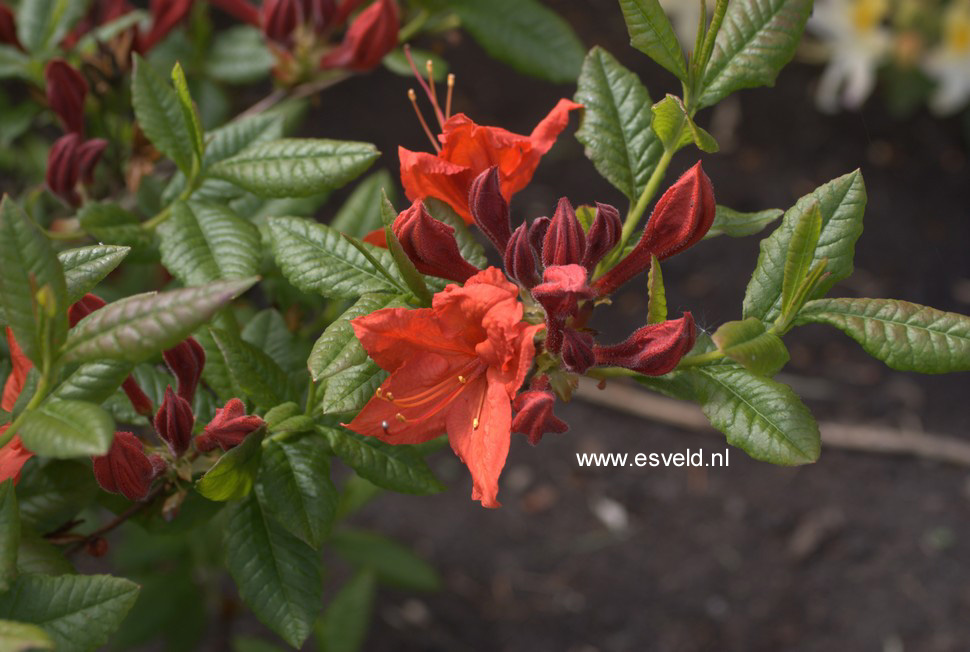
[504,224,539,289]
[302,0,336,33]
[333,0,366,25]
[542,197,586,268]
[582,202,621,271]
[393,200,480,283]
[122,376,155,417]
[136,0,192,52]
[319,0,399,71]
[511,390,568,446]
[46,133,82,207]
[91,431,157,501]
[593,162,715,297]
[593,313,697,376]
[262,0,302,43]
[0,4,23,51]
[162,337,205,403]
[154,386,194,457]
[195,398,264,452]
[68,293,107,327]
[528,216,550,256]
[76,138,107,186]
[86,537,109,557]
[468,166,512,253]
[560,328,595,374]
[531,264,594,320]
[208,0,261,25]
[45,59,88,135]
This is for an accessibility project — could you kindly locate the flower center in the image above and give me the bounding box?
[377,358,486,433]
[850,0,887,32]
[404,44,456,154]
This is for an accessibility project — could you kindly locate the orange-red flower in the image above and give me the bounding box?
[344,267,542,507]
[399,99,582,223]
[0,327,35,483]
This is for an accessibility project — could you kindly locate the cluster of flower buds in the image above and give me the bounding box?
[43,60,107,207]
[386,161,715,444]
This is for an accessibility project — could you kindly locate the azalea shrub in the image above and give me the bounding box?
[0,0,969,649]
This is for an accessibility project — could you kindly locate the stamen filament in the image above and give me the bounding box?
[409,89,441,153]
[404,44,445,127]
[445,73,455,120]
[472,384,487,429]
[426,60,443,129]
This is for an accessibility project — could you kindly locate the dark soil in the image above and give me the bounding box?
[302,1,970,650]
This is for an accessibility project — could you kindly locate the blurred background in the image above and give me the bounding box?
[296,0,970,650]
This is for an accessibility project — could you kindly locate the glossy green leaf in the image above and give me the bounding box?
[63,277,258,364]
[206,25,274,84]
[646,255,667,324]
[268,217,405,298]
[241,309,302,374]
[0,620,54,651]
[0,480,18,592]
[208,327,291,409]
[618,0,687,81]
[0,46,29,80]
[315,571,375,652]
[196,429,265,501]
[441,0,584,82]
[132,55,195,174]
[699,0,813,107]
[795,298,970,373]
[51,359,132,405]
[650,94,718,152]
[171,62,204,163]
[15,461,98,532]
[638,365,820,464]
[58,245,130,304]
[18,400,114,458]
[209,138,378,198]
[330,169,396,238]
[574,47,661,201]
[322,427,445,495]
[704,205,783,239]
[16,0,85,53]
[77,203,155,257]
[159,201,261,286]
[711,317,789,375]
[0,574,139,652]
[330,529,440,591]
[780,200,822,317]
[256,436,337,549]
[0,196,68,366]
[224,495,322,648]
[743,170,866,323]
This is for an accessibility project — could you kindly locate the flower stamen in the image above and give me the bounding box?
[445,73,455,120]
[408,88,441,153]
[404,44,445,127]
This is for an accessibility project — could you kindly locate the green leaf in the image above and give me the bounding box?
[0,620,54,651]
[51,360,133,405]
[638,365,820,464]
[379,191,431,304]
[208,327,291,410]
[16,527,73,576]
[646,255,666,324]
[206,25,274,84]
[330,529,440,591]
[0,480,19,592]
[0,46,30,80]
[315,571,375,652]
[256,436,337,549]
[15,461,98,532]
[573,47,662,202]
[171,62,205,162]
[699,0,813,108]
[309,294,405,382]
[0,196,68,366]
[197,428,265,501]
[0,574,139,652]
[330,169,396,238]
[16,0,86,53]
[77,203,156,257]
[159,201,260,286]
[322,427,445,495]
[618,0,687,81]
[780,200,822,317]
[268,217,405,299]
[63,277,258,364]
[132,55,195,175]
[650,94,719,153]
[209,139,378,198]
[441,0,584,82]
[704,205,782,239]
[795,298,970,374]
[58,245,130,304]
[743,170,866,323]
[711,317,789,375]
[383,47,448,80]
[18,400,114,458]
[241,309,302,374]
[224,495,322,648]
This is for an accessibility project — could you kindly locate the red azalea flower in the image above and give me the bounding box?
[399,98,582,223]
[0,327,35,483]
[344,267,543,507]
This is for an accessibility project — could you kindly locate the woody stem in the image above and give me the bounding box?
[61,484,167,555]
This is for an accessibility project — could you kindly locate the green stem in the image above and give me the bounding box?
[304,380,318,416]
[675,349,725,368]
[398,9,429,43]
[585,367,638,379]
[609,146,677,265]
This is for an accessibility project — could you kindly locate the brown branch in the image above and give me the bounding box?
[61,484,168,556]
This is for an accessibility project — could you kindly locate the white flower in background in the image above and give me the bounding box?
[808,0,893,112]
[659,0,716,48]
[923,0,970,114]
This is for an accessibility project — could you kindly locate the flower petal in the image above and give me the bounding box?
[2,327,32,412]
[352,307,473,372]
[0,430,33,485]
[399,147,475,222]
